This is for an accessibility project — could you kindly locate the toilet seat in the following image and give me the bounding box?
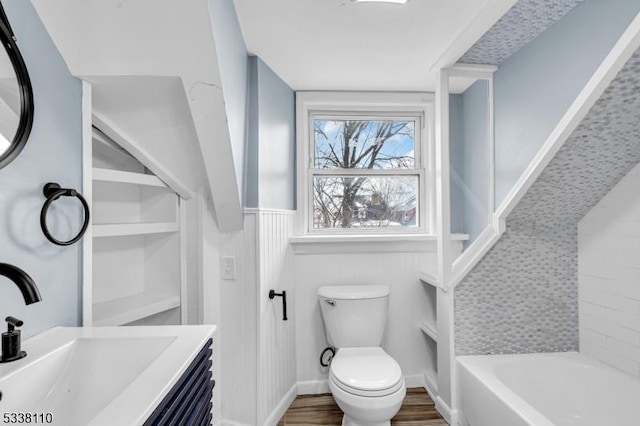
[330,347,403,397]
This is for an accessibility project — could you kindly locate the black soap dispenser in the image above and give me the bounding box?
[0,316,26,363]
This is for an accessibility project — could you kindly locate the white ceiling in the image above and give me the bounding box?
[233,0,517,91]
[31,0,246,231]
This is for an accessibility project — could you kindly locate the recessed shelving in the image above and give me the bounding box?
[419,269,439,400]
[92,167,167,188]
[93,222,179,238]
[420,320,438,341]
[419,271,440,288]
[93,292,180,327]
[87,126,184,328]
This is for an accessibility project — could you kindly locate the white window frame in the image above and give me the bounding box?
[296,91,435,236]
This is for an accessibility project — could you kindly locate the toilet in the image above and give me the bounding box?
[318,285,405,426]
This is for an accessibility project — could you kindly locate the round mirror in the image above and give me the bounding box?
[0,2,33,170]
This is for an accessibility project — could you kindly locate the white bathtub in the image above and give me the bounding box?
[457,352,640,426]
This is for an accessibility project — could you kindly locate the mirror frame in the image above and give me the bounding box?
[0,2,33,170]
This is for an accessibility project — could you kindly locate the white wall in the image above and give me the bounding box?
[294,248,440,392]
[579,162,640,379]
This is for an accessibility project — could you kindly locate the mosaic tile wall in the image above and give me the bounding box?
[460,0,584,65]
[455,48,640,355]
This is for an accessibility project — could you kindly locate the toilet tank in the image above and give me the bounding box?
[318,285,389,348]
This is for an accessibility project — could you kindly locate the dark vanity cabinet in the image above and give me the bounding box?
[144,339,214,426]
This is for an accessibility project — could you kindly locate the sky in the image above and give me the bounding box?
[314,119,416,169]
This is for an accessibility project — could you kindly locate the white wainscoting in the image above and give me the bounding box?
[218,214,259,426]
[294,249,439,390]
[207,210,298,426]
[254,211,298,425]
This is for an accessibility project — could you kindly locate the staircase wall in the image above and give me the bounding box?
[455,48,640,355]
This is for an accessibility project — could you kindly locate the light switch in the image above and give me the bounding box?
[222,256,236,280]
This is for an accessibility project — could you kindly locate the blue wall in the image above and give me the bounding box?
[246,56,259,208]
[0,0,82,337]
[494,0,640,206]
[209,0,249,207]
[449,94,464,233]
[461,80,490,245]
[246,57,295,210]
[450,80,490,245]
[209,1,296,211]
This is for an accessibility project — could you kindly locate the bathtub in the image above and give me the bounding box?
[457,352,640,426]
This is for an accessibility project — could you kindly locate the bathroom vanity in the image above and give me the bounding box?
[0,325,216,425]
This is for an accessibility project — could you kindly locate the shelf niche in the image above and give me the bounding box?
[89,127,184,327]
[419,273,439,398]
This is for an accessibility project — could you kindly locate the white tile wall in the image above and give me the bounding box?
[578,163,640,379]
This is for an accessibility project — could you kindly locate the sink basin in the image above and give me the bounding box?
[0,325,216,426]
[0,337,175,425]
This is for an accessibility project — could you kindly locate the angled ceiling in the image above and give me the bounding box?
[234,0,518,91]
[461,0,585,65]
[30,0,245,232]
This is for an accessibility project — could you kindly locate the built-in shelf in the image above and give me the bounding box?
[420,320,438,342]
[92,167,167,188]
[419,272,440,288]
[419,269,439,400]
[93,292,181,327]
[93,222,179,238]
[88,126,185,328]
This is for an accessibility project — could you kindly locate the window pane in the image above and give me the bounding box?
[313,175,419,230]
[314,119,415,169]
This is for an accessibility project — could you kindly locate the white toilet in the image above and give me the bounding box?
[318,285,405,426]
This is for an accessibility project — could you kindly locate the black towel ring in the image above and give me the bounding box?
[40,182,90,246]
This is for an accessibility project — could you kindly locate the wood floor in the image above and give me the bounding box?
[277,387,448,426]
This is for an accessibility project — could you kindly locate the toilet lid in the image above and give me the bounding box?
[330,347,403,397]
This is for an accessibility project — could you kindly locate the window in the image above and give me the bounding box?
[297,92,433,235]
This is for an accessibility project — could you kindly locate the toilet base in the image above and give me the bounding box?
[342,415,389,426]
[330,376,405,426]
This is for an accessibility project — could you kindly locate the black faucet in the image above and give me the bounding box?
[0,263,41,305]
[0,263,41,363]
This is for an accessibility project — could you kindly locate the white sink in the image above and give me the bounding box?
[0,325,216,426]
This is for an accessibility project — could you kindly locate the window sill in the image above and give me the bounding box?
[289,233,468,255]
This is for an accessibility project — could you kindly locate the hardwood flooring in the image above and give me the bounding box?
[277,387,448,426]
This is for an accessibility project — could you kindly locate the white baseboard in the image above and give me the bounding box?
[423,370,438,398]
[264,383,298,426]
[297,379,330,395]
[404,374,425,388]
[435,396,452,425]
